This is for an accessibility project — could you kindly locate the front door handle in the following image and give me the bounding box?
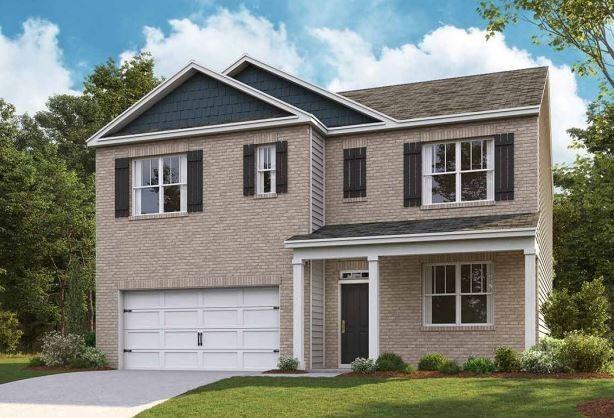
[341,320,346,334]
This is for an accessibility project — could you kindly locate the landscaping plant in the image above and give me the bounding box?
[40,331,86,367]
[350,357,376,374]
[439,360,461,375]
[463,357,495,374]
[559,331,612,372]
[418,353,447,371]
[375,352,406,372]
[521,337,566,373]
[0,309,23,353]
[277,356,299,372]
[494,347,521,372]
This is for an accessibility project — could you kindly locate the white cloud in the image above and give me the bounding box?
[121,8,303,77]
[312,25,587,163]
[0,18,74,114]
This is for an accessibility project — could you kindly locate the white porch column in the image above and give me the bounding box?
[524,249,537,349]
[292,258,305,369]
[368,255,380,359]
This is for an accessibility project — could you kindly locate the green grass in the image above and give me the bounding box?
[0,355,66,385]
[138,376,614,418]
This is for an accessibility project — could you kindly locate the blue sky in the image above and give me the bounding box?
[0,0,600,162]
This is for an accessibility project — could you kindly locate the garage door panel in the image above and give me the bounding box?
[203,289,240,307]
[203,352,238,369]
[243,287,278,306]
[164,290,200,308]
[125,311,160,329]
[164,310,199,328]
[125,292,161,309]
[164,352,200,369]
[124,351,160,369]
[125,331,160,349]
[203,331,238,348]
[164,331,198,349]
[203,309,239,327]
[243,352,278,370]
[243,309,278,328]
[243,330,278,349]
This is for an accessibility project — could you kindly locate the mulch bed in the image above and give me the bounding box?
[341,370,613,379]
[27,366,113,372]
[263,369,309,374]
[577,398,614,418]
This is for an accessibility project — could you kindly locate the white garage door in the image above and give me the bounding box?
[122,287,279,371]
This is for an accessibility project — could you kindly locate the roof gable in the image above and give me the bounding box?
[226,59,384,128]
[105,71,293,137]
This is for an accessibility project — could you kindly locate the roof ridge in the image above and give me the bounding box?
[338,66,548,94]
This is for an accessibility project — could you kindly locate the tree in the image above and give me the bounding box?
[477,0,614,86]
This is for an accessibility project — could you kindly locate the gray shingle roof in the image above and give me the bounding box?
[339,67,548,120]
[287,213,538,241]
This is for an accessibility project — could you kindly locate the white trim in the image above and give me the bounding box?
[368,256,379,359]
[292,260,305,369]
[524,251,537,349]
[285,227,536,249]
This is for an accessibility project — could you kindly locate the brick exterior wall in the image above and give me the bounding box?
[95,125,312,367]
[324,252,525,368]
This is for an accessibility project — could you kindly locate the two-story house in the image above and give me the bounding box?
[87,55,553,371]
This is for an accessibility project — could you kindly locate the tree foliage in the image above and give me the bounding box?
[477,0,614,86]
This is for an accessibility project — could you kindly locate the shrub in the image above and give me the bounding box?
[542,278,610,338]
[78,346,108,368]
[559,332,612,372]
[40,332,85,367]
[404,363,415,373]
[520,337,566,373]
[494,347,521,372]
[439,360,460,375]
[277,356,299,372]
[84,332,96,348]
[418,353,447,371]
[375,352,406,372]
[28,356,44,367]
[463,357,495,374]
[351,357,376,374]
[0,310,23,353]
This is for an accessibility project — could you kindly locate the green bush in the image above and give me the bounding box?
[494,347,521,372]
[69,357,91,369]
[559,332,612,372]
[40,331,85,367]
[521,336,566,373]
[418,353,447,371]
[28,356,44,367]
[404,363,415,373]
[439,360,461,374]
[0,310,23,353]
[84,332,96,347]
[351,357,376,373]
[277,356,299,372]
[78,346,108,368]
[375,352,406,372]
[463,357,495,374]
[543,278,610,338]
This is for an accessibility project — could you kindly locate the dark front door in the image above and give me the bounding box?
[341,283,369,364]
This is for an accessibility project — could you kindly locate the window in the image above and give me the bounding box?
[343,147,366,198]
[423,139,494,205]
[256,144,276,195]
[133,155,187,215]
[423,262,493,325]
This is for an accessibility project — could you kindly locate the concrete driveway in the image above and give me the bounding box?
[0,370,254,418]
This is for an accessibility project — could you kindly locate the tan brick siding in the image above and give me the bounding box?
[324,252,525,367]
[95,125,312,367]
[325,117,539,224]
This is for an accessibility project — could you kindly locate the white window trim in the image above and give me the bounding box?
[422,138,494,206]
[423,261,495,327]
[132,154,188,216]
[256,144,276,196]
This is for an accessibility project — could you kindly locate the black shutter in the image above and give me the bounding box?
[404,142,422,207]
[276,141,288,194]
[114,158,129,218]
[187,150,203,212]
[243,144,255,196]
[495,133,514,201]
[357,147,366,198]
[343,149,351,198]
[343,147,366,198]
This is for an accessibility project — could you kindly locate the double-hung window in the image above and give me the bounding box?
[423,139,494,204]
[256,144,276,195]
[423,262,494,326]
[133,155,187,215]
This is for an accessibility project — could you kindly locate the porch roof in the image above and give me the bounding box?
[287,212,538,242]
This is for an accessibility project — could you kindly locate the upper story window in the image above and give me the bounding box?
[423,139,494,205]
[133,155,187,215]
[423,262,494,326]
[343,147,367,198]
[256,144,276,195]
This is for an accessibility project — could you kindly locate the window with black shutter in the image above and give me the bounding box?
[343,147,366,198]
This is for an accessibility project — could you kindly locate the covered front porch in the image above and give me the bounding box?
[284,214,539,370]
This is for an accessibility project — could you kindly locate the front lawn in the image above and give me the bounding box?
[0,355,66,385]
[138,376,613,417]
